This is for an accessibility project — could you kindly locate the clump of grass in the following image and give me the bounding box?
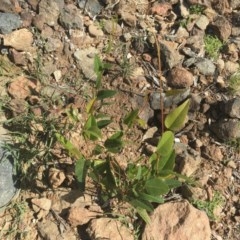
[192,192,225,221]
[228,71,240,95]
[204,35,223,60]
[189,4,205,15]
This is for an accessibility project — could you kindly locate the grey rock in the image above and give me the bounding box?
[78,0,103,18]
[74,47,99,80]
[195,58,216,76]
[160,40,184,69]
[0,144,17,208]
[59,4,83,30]
[44,37,64,53]
[150,88,190,110]
[223,98,240,119]
[175,143,202,176]
[210,119,240,141]
[0,13,22,34]
[38,0,61,27]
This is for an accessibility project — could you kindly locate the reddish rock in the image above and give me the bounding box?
[142,200,211,240]
[167,67,194,88]
[150,2,172,17]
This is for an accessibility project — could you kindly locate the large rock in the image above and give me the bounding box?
[142,200,211,240]
[0,13,21,34]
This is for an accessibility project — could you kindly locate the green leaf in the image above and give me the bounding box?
[123,109,139,128]
[104,138,123,153]
[86,98,96,114]
[129,199,154,212]
[75,156,89,190]
[97,119,112,128]
[109,131,123,140]
[135,207,151,224]
[145,178,169,196]
[156,131,174,156]
[96,90,117,100]
[92,144,104,155]
[138,192,164,204]
[162,150,176,171]
[164,179,182,189]
[55,133,81,159]
[83,126,102,140]
[158,150,175,171]
[164,99,190,131]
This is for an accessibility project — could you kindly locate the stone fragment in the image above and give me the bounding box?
[195,58,216,76]
[31,198,52,211]
[48,168,66,188]
[223,98,240,119]
[210,15,231,41]
[88,24,104,37]
[9,48,28,66]
[27,0,39,11]
[230,0,240,9]
[195,15,209,30]
[44,37,64,53]
[53,70,62,82]
[142,200,211,240]
[202,144,224,161]
[78,0,103,18]
[0,13,21,34]
[160,40,184,69]
[103,20,122,36]
[0,145,17,208]
[0,0,18,13]
[68,206,100,226]
[20,11,33,28]
[8,98,28,116]
[87,218,134,240]
[59,4,83,30]
[120,11,136,27]
[167,67,194,88]
[38,219,77,240]
[150,2,172,16]
[3,28,33,51]
[224,61,239,74]
[8,76,37,99]
[175,143,202,176]
[38,0,60,26]
[210,119,240,141]
[74,47,98,80]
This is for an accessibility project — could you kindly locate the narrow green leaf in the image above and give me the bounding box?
[135,207,151,224]
[86,98,96,114]
[96,90,117,100]
[129,199,154,212]
[138,192,164,203]
[165,99,190,131]
[123,109,139,128]
[104,138,123,153]
[75,156,89,189]
[109,131,123,140]
[156,131,174,156]
[145,178,169,196]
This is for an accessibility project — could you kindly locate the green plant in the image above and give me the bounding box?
[189,4,205,15]
[56,55,191,223]
[192,191,224,221]
[204,34,223,60]
[228,71,240,95]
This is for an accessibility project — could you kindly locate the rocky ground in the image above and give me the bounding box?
[0,0,240,239]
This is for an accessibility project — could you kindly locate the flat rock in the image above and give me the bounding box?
[210,118,240,141]
[74,47,98,80]
[59,4,83,30]
[210,15,231,41]
[0,0,20,13]
[167,67,194,88]
[38,0,61,27]
[103,19,122,36]
[78,0,103,18]
[3,28,33,51]
[88,24,104,37]
[160,40,184,69]
[195,14,209,30]
[0,12,22,34]
[142,200,211,240]
[195,58,216,76]
[0,144,17,208]
[87,218,134,240]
